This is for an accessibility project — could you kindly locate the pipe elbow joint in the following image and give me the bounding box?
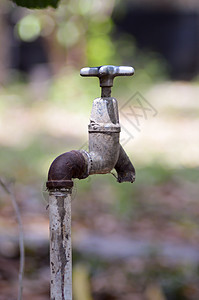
[46,150,88,190]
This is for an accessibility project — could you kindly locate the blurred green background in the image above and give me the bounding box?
[0,0,199,299]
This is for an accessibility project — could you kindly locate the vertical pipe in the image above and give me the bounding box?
[49,188,72,300]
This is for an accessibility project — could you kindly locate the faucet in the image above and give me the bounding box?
[46,65,135,190]
[46,65,135,300]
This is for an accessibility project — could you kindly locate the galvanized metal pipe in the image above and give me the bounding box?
[49,188,72,300]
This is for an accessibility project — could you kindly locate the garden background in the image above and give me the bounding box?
[0,0,199,299]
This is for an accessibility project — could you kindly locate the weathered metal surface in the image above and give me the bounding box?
[47,65,136,190]
[46,150,88,190]
[80,65,134,99]
[80,65,134,87]
[87,96,120,174]
[115,145,136,183]
[88,97,120,132]
[49,189,72,300]
[46,65,136,300]
[79,65,135,181]
[101,87,111,98]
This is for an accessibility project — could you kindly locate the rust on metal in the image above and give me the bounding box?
[46,150,88,190]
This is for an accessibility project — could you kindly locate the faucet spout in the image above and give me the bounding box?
[114,145,136,183]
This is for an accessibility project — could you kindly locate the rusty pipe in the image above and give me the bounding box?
[46,150,88,190]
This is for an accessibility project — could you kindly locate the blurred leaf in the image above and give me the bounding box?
[73,264,93,300]
[10,0,60,9]
[57,20,80,48]
[17,15,41,42]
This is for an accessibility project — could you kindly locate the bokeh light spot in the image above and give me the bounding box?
[17,14,41,42]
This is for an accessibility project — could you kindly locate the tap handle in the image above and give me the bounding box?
[80,65,134,87]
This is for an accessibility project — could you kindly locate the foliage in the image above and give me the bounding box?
[10,0,60,9]
[0,1,198,299]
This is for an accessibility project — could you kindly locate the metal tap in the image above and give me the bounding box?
[46,65,136,300]
[80,65,135,182]
[47,65,136,189]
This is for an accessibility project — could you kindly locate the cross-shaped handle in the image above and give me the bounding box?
[80,65,134,88]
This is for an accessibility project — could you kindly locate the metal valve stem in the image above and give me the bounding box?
[80,65,134,98]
